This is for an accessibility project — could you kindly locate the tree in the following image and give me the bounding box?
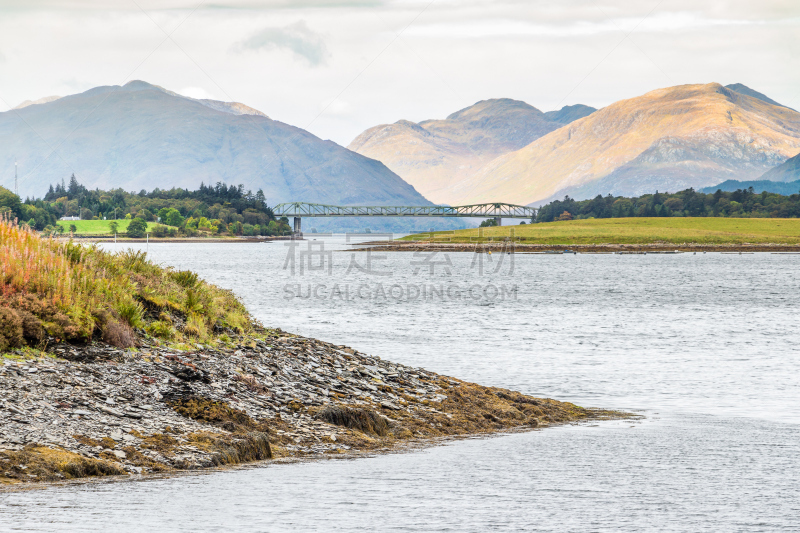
[0,186,22,219]
[108,221,119,234]
[255,189,267,209]
[127,217,148,238]
[163,208,184,227]
[69,224,77,234]
[557,211,573,221]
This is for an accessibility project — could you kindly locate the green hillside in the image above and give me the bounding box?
[55,219,160,235]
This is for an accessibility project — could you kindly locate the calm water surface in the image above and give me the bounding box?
[2,238,798,532]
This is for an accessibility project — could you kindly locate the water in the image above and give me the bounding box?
[2,238,799,531]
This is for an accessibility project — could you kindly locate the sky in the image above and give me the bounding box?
[0,0,798,146]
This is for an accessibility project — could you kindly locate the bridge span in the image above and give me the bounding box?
[271,202,537,235]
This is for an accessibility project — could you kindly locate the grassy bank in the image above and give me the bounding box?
[1,217,254,351]
[55,219,161,235]
[403,217,800,245]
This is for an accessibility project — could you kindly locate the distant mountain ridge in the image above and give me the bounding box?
[725,83,795,111]
[445,83,800,207]
[543,104,596,124]
[698,179,800,195]
[0,80,430,209]
[13,95,62,110]
[758,152,800,182]
[348,98,595,203]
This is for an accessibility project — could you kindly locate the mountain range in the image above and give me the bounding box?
[348,99,595,203]
[0,81,429,210]
[351,83,800,207]
[6,79,799,227]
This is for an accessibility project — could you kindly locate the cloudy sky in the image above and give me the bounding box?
[0,0,798,145]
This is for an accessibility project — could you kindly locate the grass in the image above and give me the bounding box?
[0,446,126,484]
[55,219,162,235]
[403,217,800,245]
[0,216,258,350]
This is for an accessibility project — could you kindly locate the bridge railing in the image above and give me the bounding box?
[272,202,536,218]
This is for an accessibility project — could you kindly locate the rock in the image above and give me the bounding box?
[0,332,575,485]
[99,405,125,417]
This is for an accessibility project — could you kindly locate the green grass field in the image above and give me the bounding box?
[56,219,161,235]
[402,218,800,245]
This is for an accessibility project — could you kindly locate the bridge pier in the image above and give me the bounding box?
[494,217,502,226]
[292,216,303,239]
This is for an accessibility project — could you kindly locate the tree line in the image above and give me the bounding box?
[534,187,800,222]
[1,175,292,236]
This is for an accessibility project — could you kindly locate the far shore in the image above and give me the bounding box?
[351,241,800,253]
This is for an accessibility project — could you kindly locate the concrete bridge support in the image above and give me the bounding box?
[293,216,303,238]
[494,216,502,226]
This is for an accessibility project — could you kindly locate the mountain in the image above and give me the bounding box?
[758,151,800,182]
[13,96,62,109]
[0,81,429,209]
[698,179,800,195]
[725,83,794,111]
[444,83,800,206]
[543,104,596,124]
[348,99,592,204]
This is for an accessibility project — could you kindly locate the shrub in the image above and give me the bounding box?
[145,321,175,340]
[127,217,147,238]
[183,313,207,339]
[116,300,144,328]
[151,224,169,238]
[172,270,199,289]
[102,319,137,348]
[18,310,45,344]
[0,307,23,351]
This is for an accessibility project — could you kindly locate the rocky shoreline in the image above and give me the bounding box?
[351,241,800,253]
[0,330,621,488]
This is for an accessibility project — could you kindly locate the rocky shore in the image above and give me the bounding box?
[0,330,619,487]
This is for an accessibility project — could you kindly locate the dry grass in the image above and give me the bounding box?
[405,217,800,245]
[0,216,256,348]
[0,446,126,484]
[314,405,389,436]
[170,396,259,433]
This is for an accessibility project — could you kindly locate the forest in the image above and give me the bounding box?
[0,175,291,236]
[534,187,800,222]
